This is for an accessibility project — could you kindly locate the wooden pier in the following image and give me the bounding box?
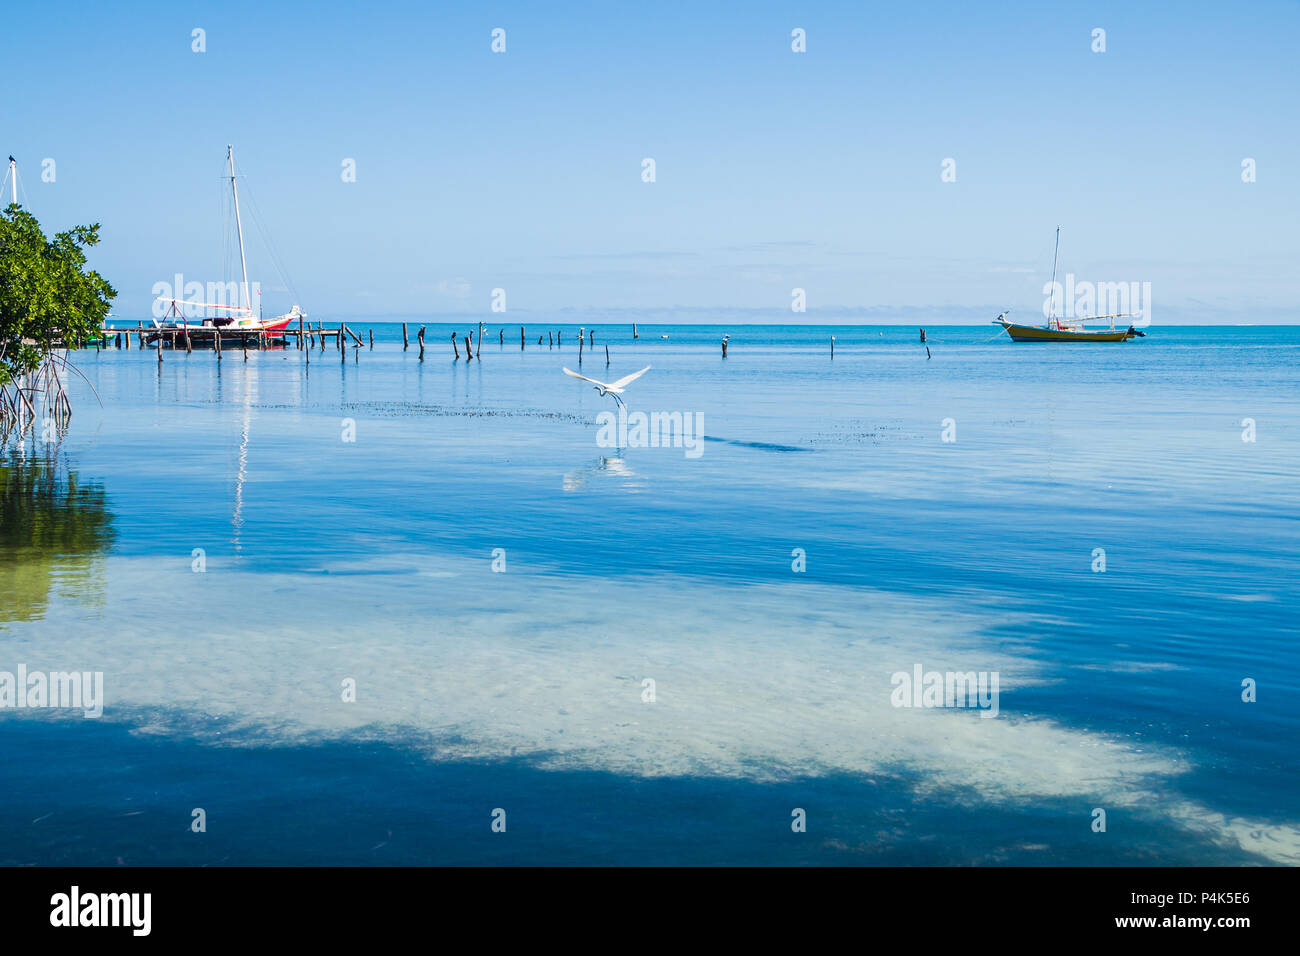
[88,323,644,363]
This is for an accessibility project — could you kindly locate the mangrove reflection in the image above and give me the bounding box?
[0,444,115,624]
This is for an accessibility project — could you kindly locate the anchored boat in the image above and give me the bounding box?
[993,228,1145,343]
[151,146,306,345]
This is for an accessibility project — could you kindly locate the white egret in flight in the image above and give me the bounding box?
[562,365,651,407]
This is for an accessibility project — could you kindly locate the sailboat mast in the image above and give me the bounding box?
[1048,226,1060,327]
[227,146,251,314]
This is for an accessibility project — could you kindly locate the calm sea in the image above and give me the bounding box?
[2,323,1297,865]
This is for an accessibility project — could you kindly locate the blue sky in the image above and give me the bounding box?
[3,0,1296,322]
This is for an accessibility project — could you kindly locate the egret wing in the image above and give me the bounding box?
[563,367,606,387]
[609,365,651,389]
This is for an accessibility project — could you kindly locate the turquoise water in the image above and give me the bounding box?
[2,323,1298,865]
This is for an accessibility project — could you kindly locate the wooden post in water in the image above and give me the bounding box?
[830,336,835,358]
[298,314,304,349]
[578,330,584,363]
[633,322,638,339]
[721,336,728,358]
[451,333,459,359]
[215,328,222,360]
[605,344,610,365]
[402,323,409,350]
[417,325,426,360]
[137,321,144,349]
[184,327,192,354]
[477,322,484,358]
[499,329,503,346]
[549,331,553,348]
[520,326,525,350]
[463,334,472,360]
[369,329,374,349]
[157,332,163,364]
[589,329,594,349]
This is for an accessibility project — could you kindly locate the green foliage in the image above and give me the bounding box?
[0,204,116,386]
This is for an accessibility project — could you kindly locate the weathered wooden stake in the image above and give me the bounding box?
[215,329,222,360]
[452,333,460,359]
[830,336,835,358]
[549,331,553,348]
[605,344,610,365]
[369,329,374,349]
[589,329,594,348]
[184,328,192,353]
[721,337,728,357]
[633,322,638,339]
[402,323,409,350]
[578,331,584,363]
[520,326,525,350]
[463,334,472,360]
[418,325,426,360]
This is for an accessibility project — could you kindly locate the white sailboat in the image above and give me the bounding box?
[153,146,306,342]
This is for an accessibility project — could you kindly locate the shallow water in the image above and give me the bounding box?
[1,323,1297,865]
